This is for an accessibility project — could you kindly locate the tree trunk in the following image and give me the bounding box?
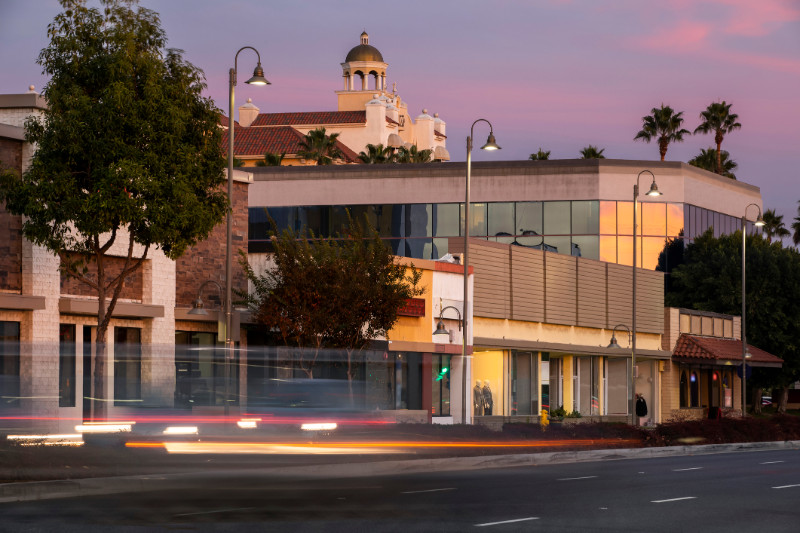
[752,387,762,415]
[776,387,789,414]
[93,282,108,421]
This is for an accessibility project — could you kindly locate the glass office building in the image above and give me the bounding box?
[250,200,757,270]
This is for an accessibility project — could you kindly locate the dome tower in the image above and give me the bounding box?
[341,32,388,93]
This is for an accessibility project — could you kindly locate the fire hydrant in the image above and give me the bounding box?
[540,409,549,431]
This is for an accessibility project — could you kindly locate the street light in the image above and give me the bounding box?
[433,305,463,338]
[463,119,500,424]
[632,170,661,425]
[741,203,765,418]
[226,46,269,416]
[187,280,224,316]
[608,324,632,349]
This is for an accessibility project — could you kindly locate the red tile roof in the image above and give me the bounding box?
[219,115,238,128]
[434,129,447,139]
[221,125,361,163]
[250,111,367,127]
[672,334,782,367]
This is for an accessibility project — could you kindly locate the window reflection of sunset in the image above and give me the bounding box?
[667,203,684,236]
[599,201,616,234]
[618,236,633,266]
[642,202,666,236]
[599,235,617,263]
[643,237,667,270]
[617,202,634,235]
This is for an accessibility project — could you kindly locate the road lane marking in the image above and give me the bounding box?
[174,507,258,517]
[672,467,703,472]
[475,517,539,527]
[557,476,598,481]
[772,484,800,489]
[401,487,456,494]
[761,461,785,465]
[651,497,697,503]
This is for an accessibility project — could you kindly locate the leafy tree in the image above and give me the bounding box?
[297,127,344,165]
[665,229,800,413]
[0,0,227,418]
[694,101,741,175]
[760,209,790,244]
[655,233,685,293]
[793,200,800,247]
[634,104,691,161]
[358,143,395,164]
[529,148,551,161]
[255,151,285,166]
[580,145,605,159]
[232,157,245,167]
[395,144,432,163]
[240,213,424,385]
[689,147,738,180]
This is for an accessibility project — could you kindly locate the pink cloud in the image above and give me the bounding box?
[714,0,800,37]
[640,20,711,53]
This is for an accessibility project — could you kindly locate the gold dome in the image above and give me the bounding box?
[345,31,384,63]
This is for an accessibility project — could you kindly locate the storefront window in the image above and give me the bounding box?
[176,331,239,408]
[473,350,504,416]
[59,324,76,407]
[0,321,20,408]
[510,351,537,416]
[114,327,141,406]
[606,358,628,415]
[431,354,450,416]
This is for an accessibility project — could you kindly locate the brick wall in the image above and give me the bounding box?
[175,181,249,308]
[0,137,23,292]
[60,254,143,301]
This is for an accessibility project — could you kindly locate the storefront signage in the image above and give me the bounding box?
[398,298,425,317]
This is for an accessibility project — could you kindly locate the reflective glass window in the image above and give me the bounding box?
[348,205,378,232]
[1,321,20,408]
[331,206,351,236]
[701,209,709,234]
[488,203,515,238]
[59,324,76,408]
[382,238,407,257]
[617,201,634,235]
[433,204,460,237]
[406,237,433,259]
[544,236,570,255]
[571,236,599,260]
[114,327,141,406]
[599,235,617,263]
[375,204,404,238]
[641,202,666,236]
[543,201,570,235]
[461,203,487,237]
[618,236,633,266]
[432,238,449,259]
[405,204,432,237]
[516,202,543,236]
[249,207,270,240]
[571,201,599,235]
[599,201,617,234]
[642,237,667,270]
[297,206,329,237]
[667,203,684,236]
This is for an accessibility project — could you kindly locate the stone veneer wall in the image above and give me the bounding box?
[60,254,143,300]
[175,180,249,308]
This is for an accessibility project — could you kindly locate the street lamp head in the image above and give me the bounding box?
[187,297,209,316]
[607,333,621,349]
[246,63,270,85]
[433,318,449,336]
[646,179,662,197]
[754,214,765,227]
[481,132,501,151]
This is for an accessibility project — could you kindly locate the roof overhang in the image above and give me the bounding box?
[474,337,672,359]
[0,293,46,311]
[59,298,164,319]
[674,357,782,369]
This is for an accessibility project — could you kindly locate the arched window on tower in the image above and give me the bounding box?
[690,371,699,407]
[679,371,688,408]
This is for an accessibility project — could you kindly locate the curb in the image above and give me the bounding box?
[2,440,799,503]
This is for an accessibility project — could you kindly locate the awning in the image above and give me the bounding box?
[672,334,783,368]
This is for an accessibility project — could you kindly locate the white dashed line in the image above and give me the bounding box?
[761,461,785,465]
[174,507,257,517]
[672,467,703,472]
[651,496,697,503]
[475,517,540,527]
[557,476,598,481]
[401,487,456,494]
[772,484,800,490]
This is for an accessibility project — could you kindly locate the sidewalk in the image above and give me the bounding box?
[3,440,798,504]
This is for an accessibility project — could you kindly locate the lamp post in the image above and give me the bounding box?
[741,203,765,418]
[461,120,500,424]
[632,170,661,425]
[226,47,269,416]
[188,280,227,413]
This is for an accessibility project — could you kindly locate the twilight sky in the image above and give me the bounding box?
[1,0,799,233]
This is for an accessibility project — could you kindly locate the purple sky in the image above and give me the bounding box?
[2,0,799,236]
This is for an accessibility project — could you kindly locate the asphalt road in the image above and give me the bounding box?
[2,449,799,532]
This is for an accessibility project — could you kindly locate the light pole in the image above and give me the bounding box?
[741,203,765,418]
[462,119,500,424]
[226,47,269,416]
[188,280,227,412]
[632,170,661,425]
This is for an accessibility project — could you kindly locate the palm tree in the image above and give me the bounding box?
[580,145,605,159]
[395,145,432,163]
[760,209,790,244]
[358,143,395,164]
[529,148,551,161]
[688,147,738,179]
[297,127,344,166]
[792,200,800,247]
[694,101,741,175]
[255,151,285,166]
[634,104,691,161]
